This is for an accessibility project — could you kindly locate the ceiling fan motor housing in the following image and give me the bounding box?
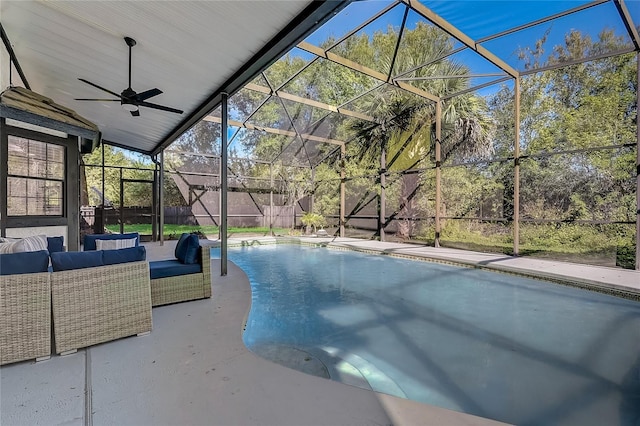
[121,87,137,104]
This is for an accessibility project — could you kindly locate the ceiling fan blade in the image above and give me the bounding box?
[136,88,162,101]
[78,78,122,98]
[130,109,141,117]
[139,101,183,114]
[74,98,120,101]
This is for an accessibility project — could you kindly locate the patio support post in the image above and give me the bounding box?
[269,163,273,236]
[514,77,521,256]
[119,167,124,234]
[636,53,640,270]
[310,167,315,213]
[101,142,105,208]
[379,146,386,242]
[0,118,6,237]
[221,93,229,276]
[152,164,158,242]
[435,100,442,248]
[340,143,345,237]
[159,150,165,246]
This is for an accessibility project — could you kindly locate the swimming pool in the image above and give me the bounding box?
[218,244,640,425]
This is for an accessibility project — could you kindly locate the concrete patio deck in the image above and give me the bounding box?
[2,237,638,425]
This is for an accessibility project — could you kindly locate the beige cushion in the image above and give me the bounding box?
[96,238,137,250]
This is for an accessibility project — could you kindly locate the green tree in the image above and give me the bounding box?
[489,29,637,258]
[338,22,495,239]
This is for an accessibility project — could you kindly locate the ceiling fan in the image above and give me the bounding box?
[75,36,183,117]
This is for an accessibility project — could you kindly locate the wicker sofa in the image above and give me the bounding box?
[84,232,212,307]
[149,244,211,306]
[0,251,52,366]
[50,252,152,355]
[2,244,153,362]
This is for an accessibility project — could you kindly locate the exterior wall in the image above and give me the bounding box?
[0,119,80,250]
[5,225,68,244]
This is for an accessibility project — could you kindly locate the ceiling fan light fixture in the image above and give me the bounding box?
[121,103,139,112]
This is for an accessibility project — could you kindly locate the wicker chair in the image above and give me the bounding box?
[150,245,212,306]
[51,261,152,354]
[0,272,51,365]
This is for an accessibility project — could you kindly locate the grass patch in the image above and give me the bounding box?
[106,224,289,238]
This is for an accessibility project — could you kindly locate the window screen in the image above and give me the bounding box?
[7,135,65,216]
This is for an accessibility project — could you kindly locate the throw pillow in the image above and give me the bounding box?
[182,234,200,264]
[47,236,65,253]
[83,233,139,251]
[174,233,190,262]
[0,241,16,254]
[0,235,48,253]
[0,250,50,275]
[51,250,104,272]
[102,246,147,265]
[175,233,199,264]
[20,235,49,252]
[96,237,137,250]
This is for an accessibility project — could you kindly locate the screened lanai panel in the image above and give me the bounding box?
[276,137,316,167]
[327,2,407,78]
[423,0,594,42]
[313,168,341,226]
[341,83,431,117]
[343,175,379,238]
[518,53,637,156]
[228,158,270,178]
[229,127,264,159]
[278,57,381,106]
[519,148,636,222]
[227,172,271,193]
[385,171,424,223]
[390,8,466,79]
[384,168,436,240]
[479,2,634,73]
[242,133,294,163]
[441,163,508,220]
[309,113,376,145]
[303,0,398,47]
[262,47,316,91]
[519,222,635,267]
[304,112,341,140]
[423,49,507,96]
[384,128,435,172]
[229,87,270,123]
[440,219,513,254]
[440,125,507,166]
[171,120,221,157]
[164,151,220,175]
[280,99,332,133]
[245,97,296,133]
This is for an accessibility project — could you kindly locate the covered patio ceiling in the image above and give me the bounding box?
[0,0,347,155]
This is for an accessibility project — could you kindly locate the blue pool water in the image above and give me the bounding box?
[216,244,640,426]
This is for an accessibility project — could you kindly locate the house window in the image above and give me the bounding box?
[7,135,65,216]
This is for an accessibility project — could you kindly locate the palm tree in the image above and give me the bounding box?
[343,22,496,239]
